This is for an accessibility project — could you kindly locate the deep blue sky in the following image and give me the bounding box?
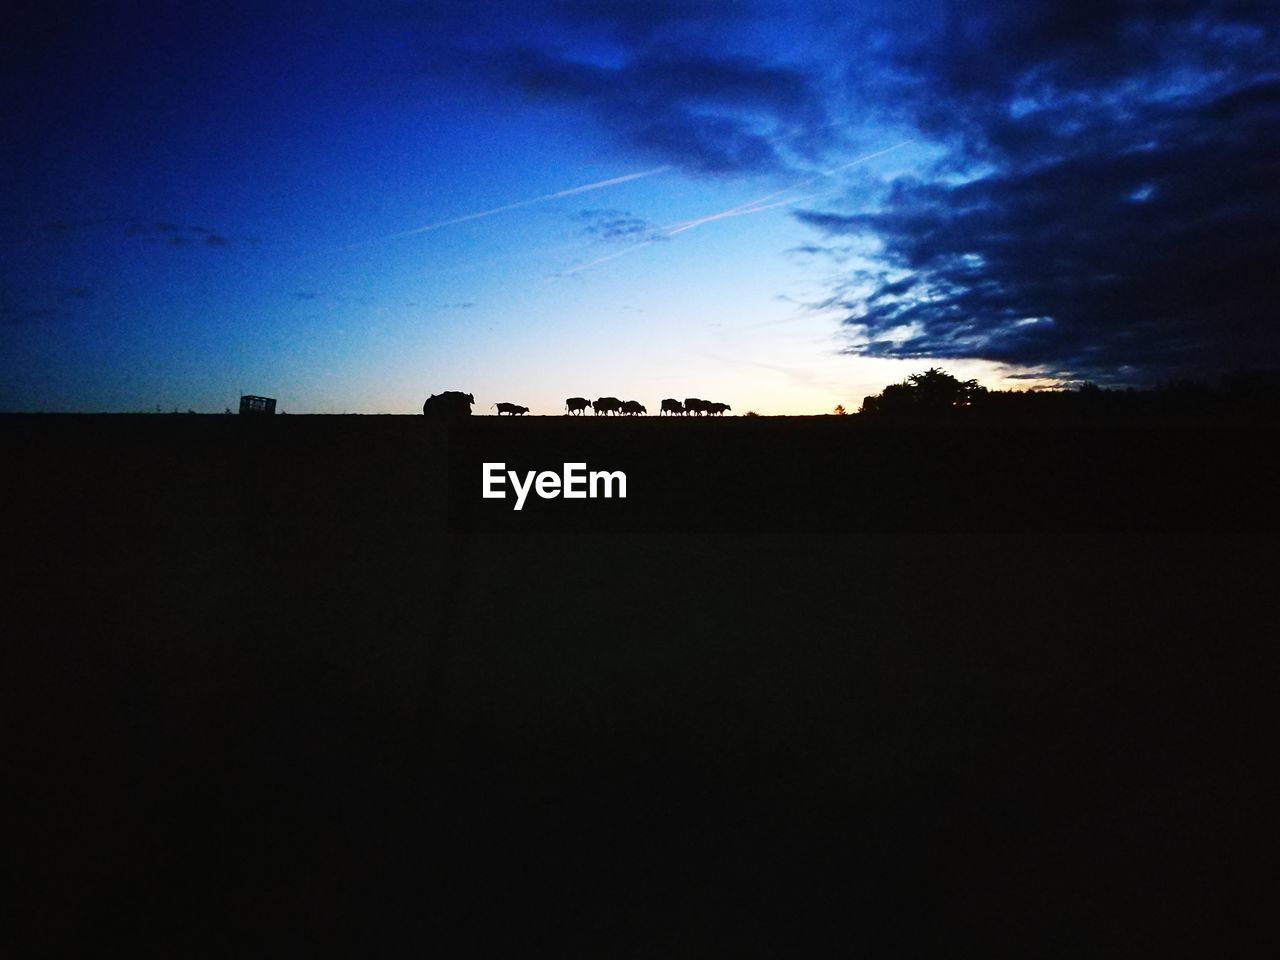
[3,1,1277,413]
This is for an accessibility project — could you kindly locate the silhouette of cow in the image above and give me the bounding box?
[684,398,709,416]
[706,402,731,416]
[593,397,623,416]
[494,402,529,416]
[565,397,591,415]
[621,400,647,416]
[660,399,684,416]
[423,391,474,416]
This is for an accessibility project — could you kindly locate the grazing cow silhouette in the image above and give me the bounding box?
[706,402,731,416]
[684,398,709,416]
[621,400,647,416]
[660,399,684,416]
[593,397,624,416]
[423,391,474,416]
[565,397,591,416]
[494,402,529,416]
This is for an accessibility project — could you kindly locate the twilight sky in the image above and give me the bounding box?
[3,1,1278,413]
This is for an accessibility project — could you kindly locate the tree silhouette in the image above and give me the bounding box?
[860,367,986,415]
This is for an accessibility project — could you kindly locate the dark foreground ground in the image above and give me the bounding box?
[4,414,1276,956]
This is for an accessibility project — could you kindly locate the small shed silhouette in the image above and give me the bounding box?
[239,395,277,415]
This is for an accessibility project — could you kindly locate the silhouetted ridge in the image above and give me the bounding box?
[859,368,1280,420]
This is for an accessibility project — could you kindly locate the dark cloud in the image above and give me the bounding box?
[801,1,1280,380]
[405,2,831,175]
[2,304,61,326]
[500,47,825,173]
[136,222,234,247]
[1,282,94,325]
[39,219,240,249]
[577,209,666,243]
[532,0,746,42]
[865,1,1279,165]
[401,0,753,56]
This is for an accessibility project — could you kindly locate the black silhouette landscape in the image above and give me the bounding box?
[6,382,1277,954]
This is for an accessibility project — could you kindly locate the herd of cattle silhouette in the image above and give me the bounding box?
[422,391,731,417]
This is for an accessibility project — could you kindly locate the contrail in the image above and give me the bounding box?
[665,194,814,236]
[664,140,913,234]
[558,195,826,277]
[559,141,912,276]
[558,240,662,277]
[558,196,818,277]
[346,166,671,250]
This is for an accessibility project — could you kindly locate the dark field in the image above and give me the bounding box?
[5,415,1276,955]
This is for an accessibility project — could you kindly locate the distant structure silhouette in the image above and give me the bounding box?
[493,402,529,416]
[565,397,591,416]
[593,397,623,416]
[239,395,276,415]
[660,399,685,416]
[621,400,647,416]
[422,391,474,416]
